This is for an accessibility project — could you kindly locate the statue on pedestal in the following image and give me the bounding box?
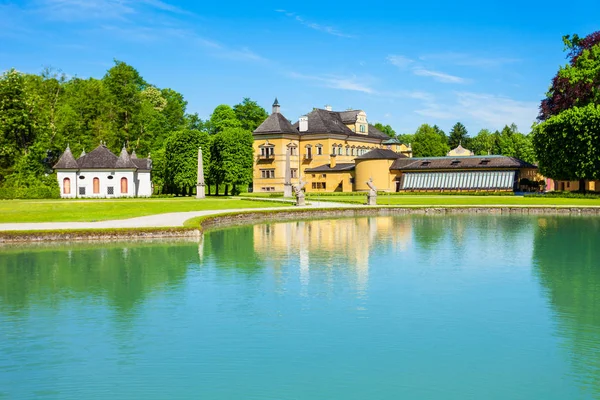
[294,180,306,206]
[366,178,377,205]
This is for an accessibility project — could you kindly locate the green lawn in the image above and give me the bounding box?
[307,194,600,207]
[0,197,288,223]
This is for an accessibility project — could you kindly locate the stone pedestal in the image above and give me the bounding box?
[367,191,377,205]
[196,183,205,199]
[283,183,293,198]
[296,194,306,206]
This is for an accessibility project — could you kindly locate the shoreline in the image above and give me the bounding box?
[2,205,600,244]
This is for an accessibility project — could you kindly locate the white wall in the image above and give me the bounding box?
[136,171,152,197]
[57,171,77,199]
[57,169,140,198]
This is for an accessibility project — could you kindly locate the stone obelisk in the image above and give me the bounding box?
[196,147,206,199]
[283,147,293,198]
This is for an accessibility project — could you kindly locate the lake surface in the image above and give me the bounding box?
[1,215,599,399]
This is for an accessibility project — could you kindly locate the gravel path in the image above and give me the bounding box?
[0,200,356,232]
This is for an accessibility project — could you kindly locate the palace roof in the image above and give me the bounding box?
[390,155,537,171]
[54,144,151,170]
[305,163,356,173]
[253,112,297,134]
[356,148,407,160]
[253,104,389,140]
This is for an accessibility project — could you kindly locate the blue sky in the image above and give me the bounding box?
[1,0,599,135]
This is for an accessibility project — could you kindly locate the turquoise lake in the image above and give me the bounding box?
[1,215,599,399]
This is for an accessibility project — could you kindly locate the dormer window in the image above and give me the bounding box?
[421,161,431,166]
[480,159,490,165]
[451,159,460,165]
[360,125,365,133]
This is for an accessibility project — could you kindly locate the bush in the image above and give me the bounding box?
[0,174,60,199]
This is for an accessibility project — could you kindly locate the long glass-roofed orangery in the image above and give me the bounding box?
[252,99,538,193]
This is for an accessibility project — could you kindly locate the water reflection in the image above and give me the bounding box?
[533,217,600,398]
[1,216,600,399]
[0,241,196,314]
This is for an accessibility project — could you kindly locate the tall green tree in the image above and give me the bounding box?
[233,98,268,132]
[411,124,450,157]
[470,129,494,155]
[210,104,240,135]
[164,129,211,196]
[448,122,469,149]
[532,103,600,183]
[102,60,147,147]
[540,31,600,120]
[210,127,254,195]
[0,69,41,180]
[373,122,396,138]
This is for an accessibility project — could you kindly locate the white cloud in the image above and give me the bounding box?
[415,92,538,131]
[412,68,468,84]
[34,0,187,21]
[387,55,413,68]
[289,72,374,93]
[276,10,355,38]
[419,52,520,68]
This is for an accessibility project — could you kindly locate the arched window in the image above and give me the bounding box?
[63,178,71,195]
[93,177,100,194]
[351,147,355,156]
[121,177,128,194]
[337,145,343,155]
[360,125,365,133]
[332,144,336,155]
[346,146,350,156]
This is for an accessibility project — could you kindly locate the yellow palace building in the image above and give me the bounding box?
[252,99,411,193]
[252,99,537,193]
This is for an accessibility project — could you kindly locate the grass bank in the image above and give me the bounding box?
[306,195,600,207]
[0,197,287,223]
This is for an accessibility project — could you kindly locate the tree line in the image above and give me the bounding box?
[0,61,266,198]
[373,121,535,162]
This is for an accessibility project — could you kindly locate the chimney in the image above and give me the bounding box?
[272,97,280,115]
[330,154,336,169]
[299,115,308,132]
[325,104,332,111]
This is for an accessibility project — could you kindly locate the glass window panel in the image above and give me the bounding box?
[433,173,440,188]
[466,173,474,189]
[461,173,468,189]
[406,174,414,189]
[417,174,425,189]
[451,173,457,189]
[424,173,432,189]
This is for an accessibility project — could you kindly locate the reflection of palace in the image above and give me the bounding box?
[252,217,413,291]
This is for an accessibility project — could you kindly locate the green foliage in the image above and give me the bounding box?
[470,129,494,155]
[210,104,241,134]
[233,98,268,132]
[373,122,396,138]
[411,124,450,157]
[164,129,212,195]
[448,122,469,149]
[210,127,254,195]
[532,103,600,180]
